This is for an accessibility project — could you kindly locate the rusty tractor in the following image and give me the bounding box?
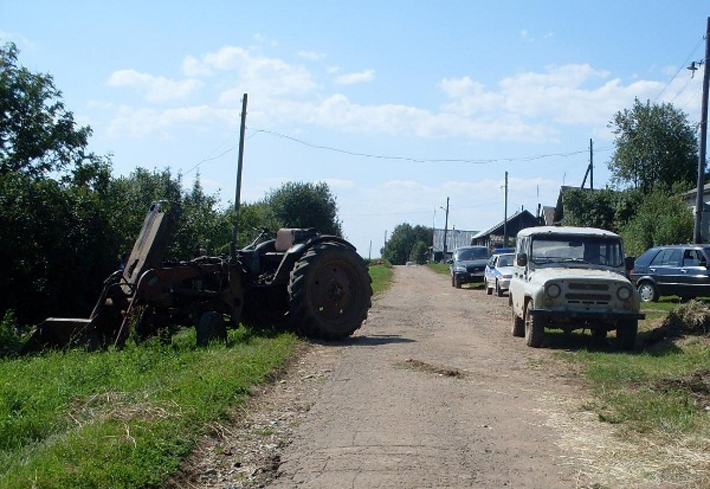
[24,200,373,351]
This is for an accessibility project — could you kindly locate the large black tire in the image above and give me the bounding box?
[617,319,638,351]
[496,281,504,297]
[511,305,525,337]
[288,242,373,340]
[524,300,544,348]
[486,282,493,295]
[455,277,462,289]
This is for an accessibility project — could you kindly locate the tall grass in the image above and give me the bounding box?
[0,329,298,489]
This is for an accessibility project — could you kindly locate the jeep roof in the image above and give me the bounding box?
[517,226,619,239]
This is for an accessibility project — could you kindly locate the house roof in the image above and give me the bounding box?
[472,209,537,240]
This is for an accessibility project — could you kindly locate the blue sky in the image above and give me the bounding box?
[3,1,709,257]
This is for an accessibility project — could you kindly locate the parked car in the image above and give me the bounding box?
[629,244,710,302]
[508,226,643,350]
[484,252,515,296]
[449,246,491,288]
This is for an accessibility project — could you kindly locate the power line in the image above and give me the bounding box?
[654,35,705,103]
[249,127,594,164]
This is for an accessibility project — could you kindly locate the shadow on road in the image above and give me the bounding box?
[314,334,417,347]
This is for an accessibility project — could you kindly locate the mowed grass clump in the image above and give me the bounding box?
[0,328,299,489]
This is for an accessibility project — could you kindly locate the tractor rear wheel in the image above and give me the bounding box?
[288,242,373,340]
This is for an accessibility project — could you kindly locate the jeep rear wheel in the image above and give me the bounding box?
[288,242,372,340]
[524,301,544,347]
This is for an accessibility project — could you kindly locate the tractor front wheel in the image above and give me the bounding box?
[288,242,373,340]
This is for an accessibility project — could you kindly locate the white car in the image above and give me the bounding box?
[508,226,644,350]
[484,253,515,296]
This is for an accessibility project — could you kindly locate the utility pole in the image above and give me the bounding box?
[443,197,450,256]
[581,138,594,189]
[694,16,710,244]
[231,93,248,260]
[503,172,509,248]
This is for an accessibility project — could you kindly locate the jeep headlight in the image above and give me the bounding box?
[617,286,632,301]
[545,283,561,298]
[455,265,466,272]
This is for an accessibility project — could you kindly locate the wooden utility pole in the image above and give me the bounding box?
[581,139,594,189]
[443,197,450,255]
[694,17,710,244]
[503,172,509,247]
[231,93,248,259]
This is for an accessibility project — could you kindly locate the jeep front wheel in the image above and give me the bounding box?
[617,319,638,351]
[524,301,544,348]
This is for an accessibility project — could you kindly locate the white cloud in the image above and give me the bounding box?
[183,45,317,98]
[334,69,375,85]
[298,50,326,61]
[107,69,202,102]
[106,44,698,145]
[106,105,234,138]
[439,64,678,132]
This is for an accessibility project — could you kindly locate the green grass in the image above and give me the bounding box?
[556,315,710,444]
[427,263,449,275]
[0,263,393,488]
[368,261,394,295]
[0,328,298,489]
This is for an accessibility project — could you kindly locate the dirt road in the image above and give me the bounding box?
[175,265,631,488]
[267,264,584,488]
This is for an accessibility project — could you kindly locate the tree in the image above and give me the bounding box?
[608,98,698,194]
[619,186,693,257]
[409,240,429,265]
[382,223,432,265]
[561,188,618,231]
[264,181,343,236]
[0,42,106,180]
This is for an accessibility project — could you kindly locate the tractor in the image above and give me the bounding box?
[24,200,373,351]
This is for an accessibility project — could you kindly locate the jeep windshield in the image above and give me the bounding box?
[530,235,624,267]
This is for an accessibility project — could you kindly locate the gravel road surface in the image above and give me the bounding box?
[172,264,628,488]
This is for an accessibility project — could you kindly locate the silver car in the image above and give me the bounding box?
[484,253,515,296]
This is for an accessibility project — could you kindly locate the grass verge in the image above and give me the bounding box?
[368,260,394,295]
[0,328,298,489]
[0,263,392,488]
[554,300,710,486]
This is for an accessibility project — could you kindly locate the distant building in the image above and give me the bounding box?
[470,209,541,248]
[680,183,710,241]
[431,228,478,262]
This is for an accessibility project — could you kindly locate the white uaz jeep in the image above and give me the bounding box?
[508,226,644,350]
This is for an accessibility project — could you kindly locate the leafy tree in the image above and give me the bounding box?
[619,186,693,257]
[382,223,432,265]
[608,98,698,193]
[264,181,342,236]
[561,188,618,231]
[0,42,106,180]
[409,240,429,265]
[0,172,120,326]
